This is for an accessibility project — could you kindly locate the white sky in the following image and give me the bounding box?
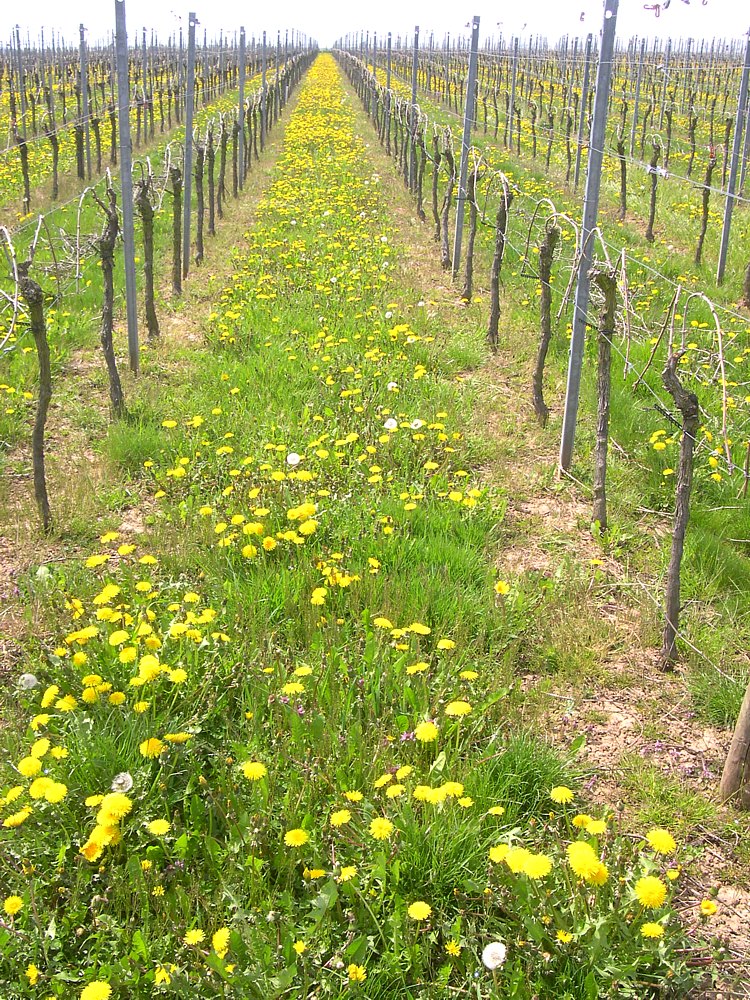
[3,0,748,51]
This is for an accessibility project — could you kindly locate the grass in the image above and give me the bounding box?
[620,756,717,834]
[0,53,747,999]
[374,51,750,720]
[689,662,749,728]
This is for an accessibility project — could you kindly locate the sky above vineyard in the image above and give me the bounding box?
[1,0,747,49]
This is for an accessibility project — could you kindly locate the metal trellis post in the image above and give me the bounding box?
[114,0,139,372]
[142,26,148,122]
[182,11,196,279]
[79,24,92,179]
[739,90,750,197]
[716,31,750,286]
[409,25,420,190]
[261,30,267,149]
[509,36,518,150]
[658,37,671,131]
[238,27,246,189]
[276,31,281,119]
[559,0,619,472]
[451,14,480,279]
[574,33,593,189]
[629,37,645,158]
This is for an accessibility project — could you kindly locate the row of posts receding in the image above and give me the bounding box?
[336,11,750,472]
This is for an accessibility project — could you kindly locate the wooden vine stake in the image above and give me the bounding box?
[207,124,216,237]
[439,140,456,271]
[134,174,160,340]
[217,118,228,220]
[415,126,427,223]
[431,131,441,242]
[694,148,717,266]
[461,164,479,303]
[721,683,750,809]
[532,221,561,426]
[660,351,699,669]
[591,263,618,532]
[170,164,182,296]
[486,178,513,351]
[194,136,206,265]
[18,263,52,533]
[616,132,627,221]
[645,138,661,243]
[92,187,127,419]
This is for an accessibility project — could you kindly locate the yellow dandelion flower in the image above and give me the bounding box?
[584,819,607,836]
[139,737,165,758]
[284,828,309,847]
[241,761,267,781]
[445,700,472,716]
[522,853,553,879]
[3,807,33,828]
[212,926,230,959]
[369,817,394,840]
[550,786,574,804]
[635,876,667,909]
[17,757,42,777]
[3,895,23,916]
[414,720,438,742]
[347,964,366,983]
[408,622,431,635]
[646,828,676,855]
[80,982,112,1000]
[640,922,665,938]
